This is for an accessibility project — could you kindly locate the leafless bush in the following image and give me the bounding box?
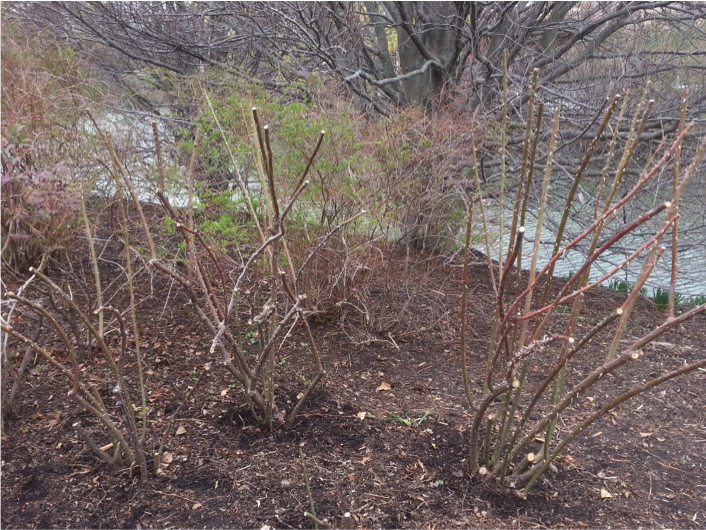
[1,27,107,273]
[113,112,341,430]
[1,249,149,479]
[459,75,706,495]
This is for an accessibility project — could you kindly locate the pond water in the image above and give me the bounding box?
[95,112,706,299]
[480,188,706,300]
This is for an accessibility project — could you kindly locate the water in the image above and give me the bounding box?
[479,196,706,300]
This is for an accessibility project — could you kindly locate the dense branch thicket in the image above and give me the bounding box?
[8,2,706,120]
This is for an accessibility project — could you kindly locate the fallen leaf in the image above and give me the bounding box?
[192,503,202,510]
[220,389,229,397]
[296,392,304,400]
[576,522,589,528]
[376,382,391,392]
[360,457,371,464]
[161,452,174,464]
[640,432,653,438]
[600,488,613,498]
[356,412,368,420]
[176,425,187,436]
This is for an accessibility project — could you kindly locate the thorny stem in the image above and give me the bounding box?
[96,305,148,479]
[497,122,693,341]
[498,49,508,279]
[469,132,497,295]
[459,194,477,411]
[470,383,511,470]
[492,310,621,480]
[502,349,642,473]
[605,245,665,362]
[537,94,621,309]
[507,69,538,260]
[300,448,318,529]
[668,89,687,319]
[80,191,103,339]
[522,357,706,494]
[485,228,525,394]
[109,162,148,443]
[517,215,677,322]
[28,267,116,371]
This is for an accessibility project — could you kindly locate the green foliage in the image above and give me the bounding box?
[684,295,706,307]
[608,279,647,296]
[651,288,706,310]
[384,409,434,427]
[653,287,680,310]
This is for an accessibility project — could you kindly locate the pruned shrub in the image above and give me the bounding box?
[459,72,706,495]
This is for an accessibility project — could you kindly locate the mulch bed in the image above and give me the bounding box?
[2,224,705,529]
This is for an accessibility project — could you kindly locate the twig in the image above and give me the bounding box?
[300,448,318,529]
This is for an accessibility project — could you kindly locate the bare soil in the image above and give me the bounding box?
[2,216,705,529]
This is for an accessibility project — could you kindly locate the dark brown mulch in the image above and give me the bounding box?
[2,237,705,529]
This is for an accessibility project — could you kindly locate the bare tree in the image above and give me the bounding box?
[7,2,705,117]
